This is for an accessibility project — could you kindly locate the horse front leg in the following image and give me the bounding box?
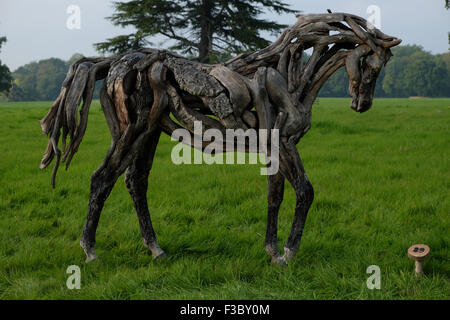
[278,138,314,263]
[265,171,286,265]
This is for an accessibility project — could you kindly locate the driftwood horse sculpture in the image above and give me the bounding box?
[40,12,401,265]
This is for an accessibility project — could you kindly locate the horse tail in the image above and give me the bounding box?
[39,57,113,188]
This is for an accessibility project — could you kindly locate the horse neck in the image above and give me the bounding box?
[225,35,352,112]
[298,48,350,109]
[270,42,350,114]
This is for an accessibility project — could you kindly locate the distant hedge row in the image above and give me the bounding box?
[4,45,450,102]
[6,54,102,102]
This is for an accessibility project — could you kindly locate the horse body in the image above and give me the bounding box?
[39,12,401,265]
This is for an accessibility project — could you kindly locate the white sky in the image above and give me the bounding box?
[0,0,449,71]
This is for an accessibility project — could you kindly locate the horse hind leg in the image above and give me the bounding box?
[81,57,169,263]
[80,150,124,263]
[80,127,139,262]
[124,129,166,260]
[123,62,168,259]
[80,74,146,263]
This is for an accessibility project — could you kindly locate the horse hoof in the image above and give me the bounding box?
[271,256,288,267]
[282,247,295,263]
[85,253,98,263]
[80,240,98,263]
[153,250,167,260]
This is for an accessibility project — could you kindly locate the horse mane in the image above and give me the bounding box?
[223,12,400,104]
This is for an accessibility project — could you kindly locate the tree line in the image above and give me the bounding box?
[3,44,449,102]
[1,0,449,101]
[2,54,105,102]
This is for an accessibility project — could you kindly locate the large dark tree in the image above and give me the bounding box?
[94,0,298,63]
[0,36,12,93]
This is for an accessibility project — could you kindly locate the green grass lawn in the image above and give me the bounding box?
[0,98,448,299]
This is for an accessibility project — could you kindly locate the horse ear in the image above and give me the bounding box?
[382,38,402,48]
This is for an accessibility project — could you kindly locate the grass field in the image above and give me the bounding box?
[0,98,448,299]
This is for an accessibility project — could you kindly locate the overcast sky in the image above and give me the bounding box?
[0,0,449,71]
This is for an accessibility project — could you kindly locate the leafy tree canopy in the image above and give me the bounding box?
[94,0,298,63]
